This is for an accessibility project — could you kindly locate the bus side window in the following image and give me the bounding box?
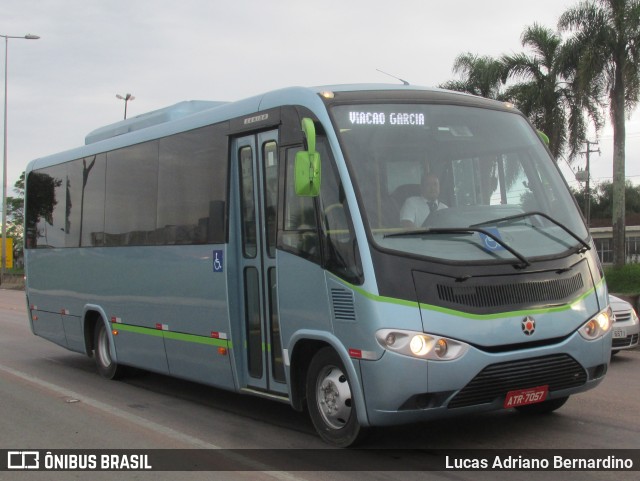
[281,147,320,261]
[318,142,363,285]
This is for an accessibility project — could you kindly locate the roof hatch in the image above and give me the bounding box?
[84,100,227,144]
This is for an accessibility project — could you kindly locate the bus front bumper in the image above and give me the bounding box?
[358,332,610,426]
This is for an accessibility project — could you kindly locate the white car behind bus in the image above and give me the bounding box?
[609,295,640,354]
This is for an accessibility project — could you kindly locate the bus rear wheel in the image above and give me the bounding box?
[306,347,366,447]
[93,321,124,380]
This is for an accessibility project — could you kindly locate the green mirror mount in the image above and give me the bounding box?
[295,118,321,197]
[301,117,316,153]
[537,130,550,146]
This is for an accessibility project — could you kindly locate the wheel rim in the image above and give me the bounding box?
[96,327,112,368]
[315,365,352,430]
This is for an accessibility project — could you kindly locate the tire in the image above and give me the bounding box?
[306,347,366,447]
[515,396,569,414]
[93,321,124,380]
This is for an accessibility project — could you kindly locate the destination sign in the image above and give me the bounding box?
[348,111,425,126]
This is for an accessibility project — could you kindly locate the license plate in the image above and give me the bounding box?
[504,385,548,408]
[613,328,627,339]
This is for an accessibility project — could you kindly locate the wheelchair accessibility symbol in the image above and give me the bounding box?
[478,227,504,252]
[213,250,224,272]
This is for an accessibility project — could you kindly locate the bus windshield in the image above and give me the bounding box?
[331,103,588,263]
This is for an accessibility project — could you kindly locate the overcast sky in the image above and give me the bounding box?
[3,0,639,194]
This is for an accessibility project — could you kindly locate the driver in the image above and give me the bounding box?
[400,173,447,228]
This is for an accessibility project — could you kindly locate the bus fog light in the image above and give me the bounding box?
[435,338,448,358]
[584,320,598,337]
[385,333,396,346]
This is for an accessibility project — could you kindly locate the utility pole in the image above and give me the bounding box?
[581,140,600,228]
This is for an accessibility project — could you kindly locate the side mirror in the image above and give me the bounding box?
[295,118,321,197]
[537,130,550,146]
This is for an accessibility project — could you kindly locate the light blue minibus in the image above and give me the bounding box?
[25,85,612,446]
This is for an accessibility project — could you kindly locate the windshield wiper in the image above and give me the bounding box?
[384,227,530,267]
[470,211,591,253]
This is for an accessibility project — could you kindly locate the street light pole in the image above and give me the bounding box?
[1,33,39,285]
[116,93,135,119]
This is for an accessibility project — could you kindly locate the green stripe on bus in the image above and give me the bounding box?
[113,323,230,348]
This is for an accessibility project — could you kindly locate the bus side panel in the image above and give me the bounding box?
[31,310,67,348]
[27,245,236,386]
[164,339,235,390]
[277,251,335,348]
[61,314,84,353]
[26,249,87,322]
[113,329,169,373]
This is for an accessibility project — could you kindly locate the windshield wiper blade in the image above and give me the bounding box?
[470,211,591,252]
[385,227,530,267]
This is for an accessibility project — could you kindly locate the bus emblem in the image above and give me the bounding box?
[522,316,536,336]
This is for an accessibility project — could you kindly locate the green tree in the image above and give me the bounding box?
[571,180,640,220]
[559,0,640,267]
[6,172,25,264]
[501,24,603,160]
[439,53,506,99]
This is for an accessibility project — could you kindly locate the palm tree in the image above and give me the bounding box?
[559,0,640,267]
[502,24,603,160]
[439,53,505,99]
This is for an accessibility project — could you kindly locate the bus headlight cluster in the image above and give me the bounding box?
[579,307,613,340]
[376,329,468,361]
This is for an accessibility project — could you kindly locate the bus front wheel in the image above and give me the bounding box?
[306,347,366,447]
[93,321,124,380]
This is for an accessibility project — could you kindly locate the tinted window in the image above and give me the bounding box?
[158,124,227,244]
[65,155,106,247]
[239,146,257,258]
[262,141,278,257]
[105,142,159,246]
[282,147,319,261]
[26,167,64,248]
[27,122,229,249]
[317,140,363,284]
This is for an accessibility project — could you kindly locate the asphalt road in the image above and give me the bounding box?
[0,288,638,481]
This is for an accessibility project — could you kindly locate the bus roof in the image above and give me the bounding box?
[26,84,508,173]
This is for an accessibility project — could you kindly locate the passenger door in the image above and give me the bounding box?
[233,131,287,395]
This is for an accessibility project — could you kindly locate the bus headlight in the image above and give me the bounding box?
[409,335,431,356]
[376,329,468,361]
[579,307,613,340]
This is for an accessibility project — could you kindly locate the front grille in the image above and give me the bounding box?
[448,354,587,409]
[437,273,583,309]
[613,310,632,322]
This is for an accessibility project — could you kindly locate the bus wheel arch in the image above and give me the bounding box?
[305,346,367,447]
[83,309,124,380]
[83,310,102,357]
[289,339,329,412]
